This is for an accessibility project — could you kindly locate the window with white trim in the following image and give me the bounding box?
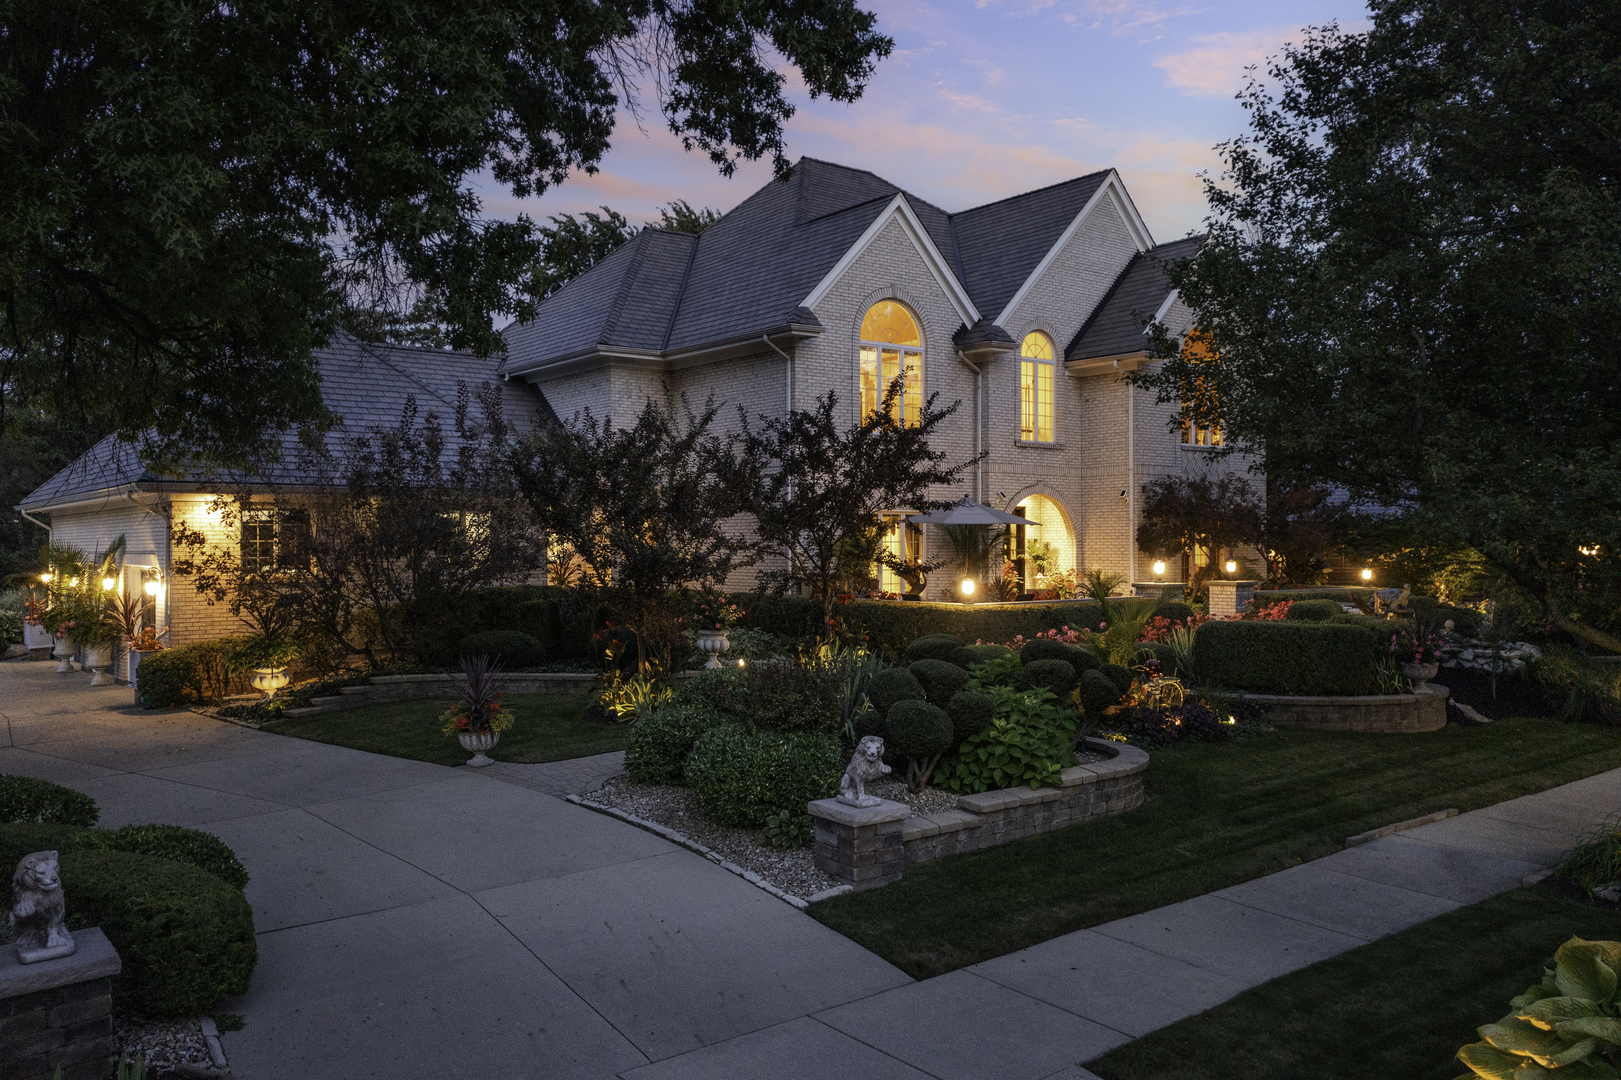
[1018,331,1055,443]
[859,301,922,426]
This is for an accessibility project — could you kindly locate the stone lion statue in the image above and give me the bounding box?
[11,850,74,963]
[838,735,891,807]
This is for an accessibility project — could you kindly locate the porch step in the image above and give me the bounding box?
[339,686,373,696]
[308,695,348,707]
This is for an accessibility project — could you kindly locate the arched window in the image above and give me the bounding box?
[1019,331,1055,443]
[859,301,922,425]
[1178,330,1223,448]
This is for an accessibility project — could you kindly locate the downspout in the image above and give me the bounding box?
[955,350,982,502]
[19,508,50,534]
[1121,359,1135,582]
[761,334,793,414]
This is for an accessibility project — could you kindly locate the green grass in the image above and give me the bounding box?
[1088,885,1621,1080]
[261,694,626,766]
[809,717,1621,978]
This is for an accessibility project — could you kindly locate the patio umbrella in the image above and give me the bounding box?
[905,496,1041,527]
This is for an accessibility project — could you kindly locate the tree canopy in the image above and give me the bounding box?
[1135,0,1621,649]
[0,0,891,470]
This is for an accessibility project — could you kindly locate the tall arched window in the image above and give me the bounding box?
[859,301,922,425]
[1019,331,1055,443]
[1178,329,1223,447]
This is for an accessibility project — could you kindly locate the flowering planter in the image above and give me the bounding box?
[696,631,731,670]
[251,666,291,700]
[52,635,76,674]
[82,642,114,686]
[1401,661,1440,694]
[457,730,499,767]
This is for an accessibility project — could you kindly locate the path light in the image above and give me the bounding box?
[737,658,746,668]
[69,577,78,587]
[960,578,976,604]
[101,576,116,591]
[1361,567,1374,582]
[1152,560,1166,577]
[1224,559,1237,574]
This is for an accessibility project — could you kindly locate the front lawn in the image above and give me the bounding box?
[810,716,1621,978]
[262,693,625,766]
[1088,885,1621,1080]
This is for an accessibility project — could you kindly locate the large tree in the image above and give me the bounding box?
[1135,1,1621,650]
[0,0,891,470]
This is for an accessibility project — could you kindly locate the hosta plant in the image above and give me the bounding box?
[935,685,1077,794]
[1455,936,1621,1079]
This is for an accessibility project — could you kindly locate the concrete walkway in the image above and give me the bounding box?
[3,658,1618,1080]
[484,750,626,798]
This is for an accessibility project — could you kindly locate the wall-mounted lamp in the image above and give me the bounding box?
[960,578,976,605]
[1361,567,1374,582]
[39,572,52,584]
[101,576,116,591]
[1152,560,1166,577]
[1224,559,1238,574]
[144,580,160,597]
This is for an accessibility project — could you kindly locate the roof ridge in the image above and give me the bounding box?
[598,231,652,345]
[797,191,899,228]
[951,169,1113,219]
[661,231,701,352]
[1066,251,1143,358]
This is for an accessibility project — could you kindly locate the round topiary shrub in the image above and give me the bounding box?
[946,691,996,747]
[89,824,250,891]
[884,700,954,786]
[1153,600,1196,623]
[458,630,543,668]
[685,723,844,826]
[625,704,722,785]
[1140,642,1177,674]
[1023,658,1077,699]
[947,644,1011,671]
[866,667,926,718]
[905,634,964,664]
[852,708,886,740]
[0,776,98,827]
[1079,668,1123,718]
[1100,662,1134,697]
[1020,638,1073,667]
[1284,599,1343,622]
[908,659,971,707]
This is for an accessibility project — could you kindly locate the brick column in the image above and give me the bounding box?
[0,928,121,1080]
[1207,580,1257,618]
[808,798,910,890]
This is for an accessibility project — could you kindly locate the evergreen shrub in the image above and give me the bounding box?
[1100,663,1134,696]
[866,667,926,718]
[458,630,543,668]
[908,659,970,706]
[1194,620,1383,695]
[135,639,240,706]
[945,691,996,746]
[685,724,844,825]
[1078,668,1122,718]
[0,776,98,827]
[905,634,963,663]
[1284,599,1343,622]
[625,704,721,785]
[1022,658,1077,699]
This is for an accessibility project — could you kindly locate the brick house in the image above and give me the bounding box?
[17,157,1254,668]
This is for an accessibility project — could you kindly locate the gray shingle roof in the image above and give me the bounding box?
[499,159,1128,375]
[19,334,554,511]
[1066,236,1203,361]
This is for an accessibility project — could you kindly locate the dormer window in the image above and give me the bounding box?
[1019,331,1055,443]
[859,301,922,425]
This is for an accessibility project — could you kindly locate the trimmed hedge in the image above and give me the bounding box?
[909,659,971,706]
[0,776,98,827]
[669,667,745,714]
[458,630,543,668]
[867,667,926,718]
[1194,620,1384,695]
[1284,599,1343,622]
[135,639,242,707]
[946,691,996,747]
[1079,668,1122,718]
[1023,658,1077,699]
[685,724,844,826]
[717,658,844,735]
[1100,663,1134,697]
[905,634,964,664]
[0,824,256,1016]
[626,704,721,785]
[948,644,1011,671]
[737,596,1105,655]
[1153,600,1196,623]
[884,700,954,762]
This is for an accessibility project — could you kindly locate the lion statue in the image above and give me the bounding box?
[838,735,891,807]
[10,850,74,963]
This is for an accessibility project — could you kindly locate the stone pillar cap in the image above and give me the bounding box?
[0,927,120,999]
[807,798,911,826]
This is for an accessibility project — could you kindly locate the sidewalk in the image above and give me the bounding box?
[3,657,1617,1080]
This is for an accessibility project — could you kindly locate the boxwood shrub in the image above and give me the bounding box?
[905,634,963,664]
[0,776,98,826]
[89,824,250,891]
[908,659,971,706]
[1022,658,1077,699]
[1194,620,1384,695]
[685,724,844,825]
[625,704,724,785]
[945,691,996,747]
[738,596,1106,656]
[135,639,241,706]
[1284,599,1344,622]
[866,667,926,718]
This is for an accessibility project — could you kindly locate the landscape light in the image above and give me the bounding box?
[69,577,79,587]
[102,576,116,591]
[737,658,746,668]
[1152,560,1166,576]
[1361,568,1374,582]
[1224,560,1237,574]
[960,578,975,596]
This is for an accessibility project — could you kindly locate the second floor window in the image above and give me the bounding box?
[1019,331,1055,443]
[1178,329,1224,448]
[859,300,922,426]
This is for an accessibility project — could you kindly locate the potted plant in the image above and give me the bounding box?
[71,599,118,686]
[691,585,744,669]
[126,625,168,699]
[441,654,513,766]
[1391,616,1444,693]
[21,592,52,653]
[232,634,303,700]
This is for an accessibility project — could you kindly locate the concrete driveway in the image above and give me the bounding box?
[0,662,910,1079]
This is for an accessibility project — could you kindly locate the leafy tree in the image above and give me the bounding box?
[1,0,892,470]
[511,395,753,674]
[1135,474,1263,592]
[1134,1,1621,650]
[732,381,977,634]
[528,209,640,300]
[655,200,722,234]
[1260,480,1346,588]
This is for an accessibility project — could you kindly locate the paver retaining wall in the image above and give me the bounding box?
[1244,684,1447,733]
[810,738,1149,890]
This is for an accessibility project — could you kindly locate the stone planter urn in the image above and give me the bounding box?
[1402,661,1440,694]
[23,622,52,653]
[250,666,291,700]
[52,635,76,674]
[696,630,731,670]
[129,650,153,704]
[82,642,113,686]
[458,729,499,767]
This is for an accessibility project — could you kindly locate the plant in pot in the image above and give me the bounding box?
[690,585,744,669]
[1390,615,1444,694]
[441,653,513,766]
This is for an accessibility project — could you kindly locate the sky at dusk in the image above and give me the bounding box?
[480,0,1370,246]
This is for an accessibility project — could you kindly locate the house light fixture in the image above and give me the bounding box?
[1152,560,1166,576]
[960,578,976,605]
[1361,568,1374,581]
[144,580,160,597]
[70,577,79,587]
[39,572,51,584]
[102,576,116,591]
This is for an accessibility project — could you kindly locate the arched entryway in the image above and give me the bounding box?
[1009,492,1077,599]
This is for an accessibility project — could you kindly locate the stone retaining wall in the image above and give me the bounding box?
[1245,684,1448,733]
[0,929,121,1080]
[809,738,1149,890]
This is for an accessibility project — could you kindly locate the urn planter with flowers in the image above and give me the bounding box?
[443,654,513,767]
[233,635,302,701]
[1391,615,1445,694]
[692,586,744,669]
